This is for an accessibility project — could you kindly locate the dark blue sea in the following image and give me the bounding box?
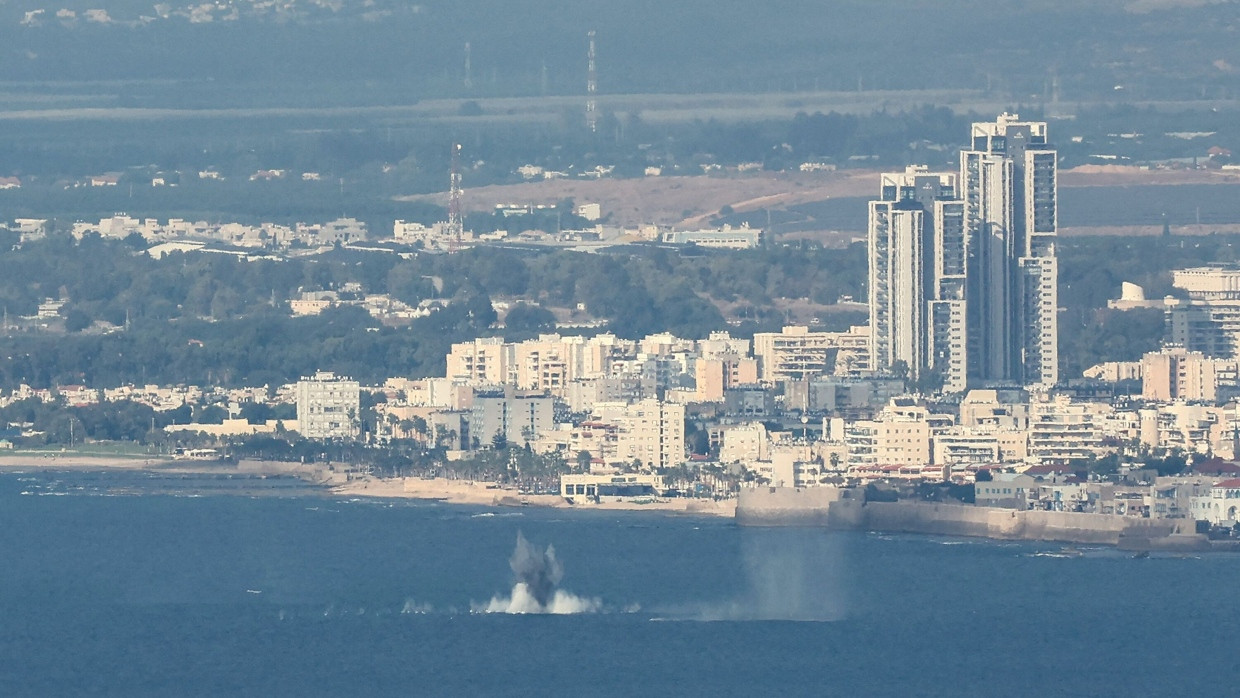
[2,470,1237,697]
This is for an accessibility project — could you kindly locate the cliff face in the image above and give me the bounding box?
[737,486,1196,548]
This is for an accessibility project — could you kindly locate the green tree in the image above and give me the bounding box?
[504,303,557,339]
[64,309,91,332]
[575,450,593,472]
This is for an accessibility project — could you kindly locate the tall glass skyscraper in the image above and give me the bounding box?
[868,114,1058,392]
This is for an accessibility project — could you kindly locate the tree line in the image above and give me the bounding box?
[1,229,1229,389]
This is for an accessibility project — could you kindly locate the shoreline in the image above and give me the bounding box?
[0,453,179,469]
[332,475,738,518]
[0,454,737,518]
[737,486,1240,553]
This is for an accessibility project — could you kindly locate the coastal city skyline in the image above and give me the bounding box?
[5,105,1240,534]
[4,2,1240,695]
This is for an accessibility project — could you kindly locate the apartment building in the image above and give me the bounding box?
[752,325,871,382]
[865,115,1060,391]
[469,389,554,448]
[295,371,360,439]
[593,399,686,471]
[960,113,1059,388]
[695,356,760,402]
[1027,396,1107,466]
[1142,347,1223,403]
[868,165,966,391]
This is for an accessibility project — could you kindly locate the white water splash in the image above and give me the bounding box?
[657,531,847,622]
[473,533,604,614]
[475,583,601,615]
[401,599,434,615]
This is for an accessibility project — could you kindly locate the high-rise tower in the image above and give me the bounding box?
[868,166,966,392]
[868,114,1058,393]
[960,113,1058,388]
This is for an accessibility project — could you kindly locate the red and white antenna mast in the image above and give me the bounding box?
[448,143,463,253]
[586,30,597,132]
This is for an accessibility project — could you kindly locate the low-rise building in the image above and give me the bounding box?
[974,472,1036,508]
[1190,478,1240,525]
[560,472,664,498]
[164,419,297,438]
[660,226,762,249]
[718,422,769,464]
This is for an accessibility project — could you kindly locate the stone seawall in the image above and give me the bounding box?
[737,486,1198,548]
[734,485,851,526]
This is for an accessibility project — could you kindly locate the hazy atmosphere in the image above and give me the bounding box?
[3,1,1240,696]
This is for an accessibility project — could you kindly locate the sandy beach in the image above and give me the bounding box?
[0,454,737,518]
[0,453,178,469]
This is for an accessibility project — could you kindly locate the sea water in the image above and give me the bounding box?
[2,470,1238,697]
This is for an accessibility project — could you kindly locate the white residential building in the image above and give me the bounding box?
[868,166,966,391]
[960,113,1059,388]
[1190,478,1240,525]
[752,325,871,382]
[295,371,360,439]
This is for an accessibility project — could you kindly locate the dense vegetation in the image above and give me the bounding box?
[2,228,1230,389]
[0,233,868,387]
[1056,234,1240,377]
[0,398,169,445]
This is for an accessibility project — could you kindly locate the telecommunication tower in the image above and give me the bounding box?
[464,42,473,89]
[448,143,464,253]
[586,30,597,132]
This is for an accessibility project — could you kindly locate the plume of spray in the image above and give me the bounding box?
[510,530,563,608]
[476,532,601,614]
[660,529,847,622]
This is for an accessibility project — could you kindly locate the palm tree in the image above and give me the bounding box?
[346,407,360,439]
[575,450,593,472]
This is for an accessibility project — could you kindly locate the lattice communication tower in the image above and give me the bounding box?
[448,143,463,253]
[586,30,597,132]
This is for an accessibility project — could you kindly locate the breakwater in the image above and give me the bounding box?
[736,486,1211,551]
[236,459,346,484]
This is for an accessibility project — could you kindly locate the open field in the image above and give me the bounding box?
[404,165,1240,234]
[404,170,879,228]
